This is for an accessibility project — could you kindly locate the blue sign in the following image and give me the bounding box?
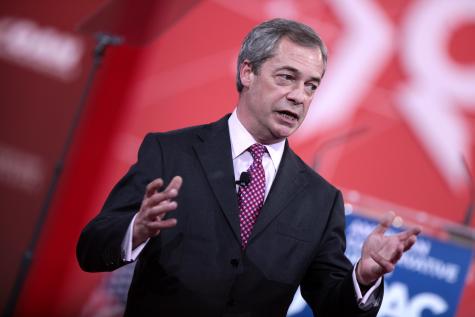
[287,213,473,317]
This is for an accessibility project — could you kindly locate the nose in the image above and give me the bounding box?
[286,83,305,105]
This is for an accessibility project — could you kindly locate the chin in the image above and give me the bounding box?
[274,130,294,140]
[269,123,298,140]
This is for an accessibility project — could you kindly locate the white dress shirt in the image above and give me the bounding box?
[228,109,285,198]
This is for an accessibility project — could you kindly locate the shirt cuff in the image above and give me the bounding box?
[352,263,382,310]
[121,213,149,262]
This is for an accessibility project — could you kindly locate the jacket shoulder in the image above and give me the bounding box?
[289,148,340,194]
[144,114,229,146]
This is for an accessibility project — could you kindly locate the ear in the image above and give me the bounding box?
[239,60,254,89]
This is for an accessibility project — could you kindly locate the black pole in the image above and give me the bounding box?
[461,156,474,227]
[2,33,122,317]
[313,126,368,171]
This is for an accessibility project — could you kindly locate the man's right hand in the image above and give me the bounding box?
[132,176,183,249]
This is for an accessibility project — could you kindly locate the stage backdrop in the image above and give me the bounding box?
[0,0,474,316]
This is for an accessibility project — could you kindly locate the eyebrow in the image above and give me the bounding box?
[275,66,321,84]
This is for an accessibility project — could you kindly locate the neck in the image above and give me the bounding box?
[235,107,284,145]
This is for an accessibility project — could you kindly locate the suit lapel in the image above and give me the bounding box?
[192,115,241,242]
[249,144,308,244]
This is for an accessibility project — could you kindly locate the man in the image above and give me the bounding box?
[77,18,420,316]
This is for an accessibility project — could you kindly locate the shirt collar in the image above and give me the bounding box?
[228,109,286,171]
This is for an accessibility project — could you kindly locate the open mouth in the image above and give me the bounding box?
[277,110,299,121]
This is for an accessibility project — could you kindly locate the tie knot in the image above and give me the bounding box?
[249,143,266,161]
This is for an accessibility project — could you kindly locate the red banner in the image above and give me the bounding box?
[0,1,473,316]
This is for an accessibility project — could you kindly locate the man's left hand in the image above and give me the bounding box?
[356,212,421,285]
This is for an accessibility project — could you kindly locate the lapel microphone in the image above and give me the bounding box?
[236,171,251,187]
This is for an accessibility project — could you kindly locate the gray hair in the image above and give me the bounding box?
[236,18,328,92]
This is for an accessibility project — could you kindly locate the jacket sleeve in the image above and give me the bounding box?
[300,190,382,317]
[76,133,164,272]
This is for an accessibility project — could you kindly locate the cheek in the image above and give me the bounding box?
[301,102,312,118]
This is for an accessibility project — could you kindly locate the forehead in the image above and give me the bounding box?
[265,37,325,79]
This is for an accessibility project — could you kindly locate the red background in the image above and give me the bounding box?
[0,0,473,316]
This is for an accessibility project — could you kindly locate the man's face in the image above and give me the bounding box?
[237,37,325,144]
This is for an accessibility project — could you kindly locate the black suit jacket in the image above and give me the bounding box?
[77,115,381,317]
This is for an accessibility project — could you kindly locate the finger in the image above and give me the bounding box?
[147,176,182,205]
[146,201,178,220]
[403,235,417,252]
[164,176,183,194]
[146,189,179,208]
[374,237,404,264]
[388,244,404,263]
[396,226,422,241]
[370,251,395,274]
[372,211,396,235]
[143,176,183,208]
[145,178,164,198]
[147,218,177,230]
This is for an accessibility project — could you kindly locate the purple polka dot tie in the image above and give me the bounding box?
[238,143,266,249]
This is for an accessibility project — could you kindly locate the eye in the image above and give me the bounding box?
[305,82,318,94]
[275,73,294,84]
